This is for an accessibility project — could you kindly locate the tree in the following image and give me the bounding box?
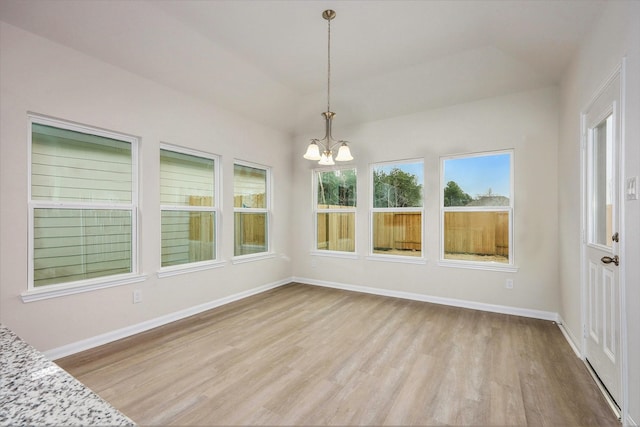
[444,181,473,207]
[318,169,356,207]
[373,167,422,208]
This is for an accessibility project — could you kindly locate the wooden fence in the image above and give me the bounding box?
[372,211,508,256]
[234,212,266,253]
[373,212,421,251]
[234,194,265,209]
[317,212,355,251]
[188,196,214,261]
[233,194,267,254]
[444,211,509,256]
[187,198,508,258]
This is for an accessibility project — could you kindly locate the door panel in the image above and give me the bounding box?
[582,71,621,407]
[602,267,617,362]
[588,261,599,344]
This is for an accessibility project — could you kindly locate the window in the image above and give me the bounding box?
[441,151,513,268]
[370,160,424,260]
[28,116,139,293]
[160,145,220,272]
[314,168,356,254]
[233,162,270,258]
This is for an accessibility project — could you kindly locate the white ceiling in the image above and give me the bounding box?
[0,0,605,135]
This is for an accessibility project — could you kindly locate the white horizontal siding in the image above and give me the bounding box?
[34,241,131,258]
[32,124,132,203]
[33,209,132,287]
[160,150,214,206]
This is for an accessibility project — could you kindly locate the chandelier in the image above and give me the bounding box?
[303,9,353,166]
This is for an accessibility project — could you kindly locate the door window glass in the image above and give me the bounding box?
[590,114,613,247]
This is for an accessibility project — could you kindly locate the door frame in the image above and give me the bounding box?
[580,58,628,423]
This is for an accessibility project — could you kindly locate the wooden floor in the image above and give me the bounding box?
[57,283,618,426]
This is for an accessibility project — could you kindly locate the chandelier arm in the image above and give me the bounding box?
[329,140,349,151]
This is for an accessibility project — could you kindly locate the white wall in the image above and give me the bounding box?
[0,23,293,352]
[559,2,640,423]
[292,87,560,314]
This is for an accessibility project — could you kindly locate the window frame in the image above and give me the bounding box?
[24,114,145,302]
[439,149,517,272]
[232,160,273,263]
[157,143,224,278]
[367,158,426,264]
[311,167,358,258]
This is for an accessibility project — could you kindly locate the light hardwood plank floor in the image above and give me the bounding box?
[57,283,618,426]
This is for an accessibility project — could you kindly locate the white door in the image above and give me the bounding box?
[582,70,622,408]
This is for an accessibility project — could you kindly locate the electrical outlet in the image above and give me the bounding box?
[133,289,142,304]
[505,279,514,289]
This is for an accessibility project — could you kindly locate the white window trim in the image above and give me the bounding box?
[158,143,223,276]
[26,114,141,300]
[231,252,276,264]
[21,273,148,303]
[365,254,427,264]
[232,160,273,262]
[437,259,519,272]
[311,251,360,260]
[439,149,517,271]
[368,159,426,263]
[311,167,357,256]
[157,260,226,278]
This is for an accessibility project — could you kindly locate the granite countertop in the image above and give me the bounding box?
[0,324,134,426]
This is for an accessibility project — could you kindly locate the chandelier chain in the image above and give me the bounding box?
[303,9,352,165]
[327,16,331,113]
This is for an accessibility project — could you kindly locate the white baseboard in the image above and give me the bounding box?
[292,276,558,321]
[45,277,292,360]
[556,315,583,358]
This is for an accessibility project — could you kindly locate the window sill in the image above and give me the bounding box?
[231,252,276,265]
[157,260,226,278]
[366,255,427,265]
[21,273,148,303]
[310,251,359,260]
[438,260,519,273]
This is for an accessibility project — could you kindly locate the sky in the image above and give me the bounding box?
[443,153,511,198]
